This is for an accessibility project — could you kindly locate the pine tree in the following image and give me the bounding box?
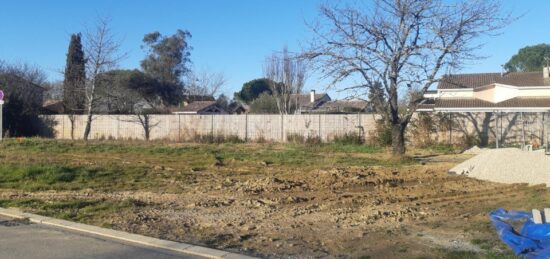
[63,33,86,114]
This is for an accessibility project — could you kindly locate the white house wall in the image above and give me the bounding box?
[493,84,518,103]
[517,87,550,97]
[473,86,496,103]
[439,84,550,103]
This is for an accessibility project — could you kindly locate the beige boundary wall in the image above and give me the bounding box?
[415,112,549,147]
[40,112,548,146]
[42,114,381,142]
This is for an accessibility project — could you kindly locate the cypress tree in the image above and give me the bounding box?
[63,33,86,113]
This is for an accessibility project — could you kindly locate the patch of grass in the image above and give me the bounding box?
[470,238,495,251]
[332,133,364,145]
[0,198,135,222]
[424,144,456,154]
[0,164,150,191]
[0,139,417,193]
[442,250,519,259]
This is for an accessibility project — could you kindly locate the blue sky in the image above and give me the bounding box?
[0,0,547,99]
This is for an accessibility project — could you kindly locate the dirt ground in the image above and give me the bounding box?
[0,140,542,258]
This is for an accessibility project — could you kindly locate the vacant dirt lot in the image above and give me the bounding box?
[0,139,541,258]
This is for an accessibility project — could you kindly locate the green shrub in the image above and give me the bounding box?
[333,132,364,145]
[286,133,322,145]
[368,120,392,147]
[193,133,244,144]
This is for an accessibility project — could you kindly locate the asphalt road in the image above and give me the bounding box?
[0,215,202,259]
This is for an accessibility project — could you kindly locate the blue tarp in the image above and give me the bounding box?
[491,208,550,259]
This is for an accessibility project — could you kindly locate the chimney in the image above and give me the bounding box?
[544,67,550,80]
[310,90,316,103]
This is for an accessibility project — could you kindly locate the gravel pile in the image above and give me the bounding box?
[450,148,550,186]
[462,146,484,155]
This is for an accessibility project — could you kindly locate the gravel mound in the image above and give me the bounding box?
[462,145,484,155]
[450,148,550,185]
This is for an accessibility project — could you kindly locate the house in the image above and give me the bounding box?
[182,95,215,106]
[228,102,249,114]
[417,69,550,148]
[171,101,228,115]
[292,90,331,113]
[316,99,371,114]
[419,69,550,112]
[288,90,372,114]
[42,100,65,114]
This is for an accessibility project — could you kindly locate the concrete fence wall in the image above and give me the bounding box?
[413,112,549,148]
[42,114,380,142]
[40,112,549,147]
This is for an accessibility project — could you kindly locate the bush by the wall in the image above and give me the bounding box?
[332,132,364,145]
[367,119,392,147]
[193,133,244,144]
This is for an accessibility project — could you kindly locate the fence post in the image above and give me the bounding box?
[448,113,452,145]
[245,113,248,142]
[495,111,500,148]
[358,113,362,138]
[211,114,214,137]
[116,115,120,140]
[519,112,525,150]
[281,114,284,142]
[318,114,322,140]
[61,115,65,139]
[540,112,546,147]
[178,114,181,142]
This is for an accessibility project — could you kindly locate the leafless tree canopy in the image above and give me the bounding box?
[306,0,510,154]
[82,16,127,140]
[264,46,306,114]
[185,69,226,97]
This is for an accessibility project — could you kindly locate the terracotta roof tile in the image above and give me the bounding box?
[179,101,217,112]
[438,72,550,89]
[434,97,550,108]
[319,100,369,110]
[290,93,329,107]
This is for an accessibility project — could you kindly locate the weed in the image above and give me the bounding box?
[332,132,364,145]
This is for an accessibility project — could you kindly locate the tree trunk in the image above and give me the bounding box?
[68,115,76,140]
[143,115,150,141]
[83,112,92,141]
[391,123,406,155]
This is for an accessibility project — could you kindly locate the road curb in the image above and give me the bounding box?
[0,207,256,259]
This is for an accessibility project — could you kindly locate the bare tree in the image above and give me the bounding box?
[185,68,226,96]
[306,0,510,155]
[264,46,306,114]
[82,16,126,140]
[0,61,49,137]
